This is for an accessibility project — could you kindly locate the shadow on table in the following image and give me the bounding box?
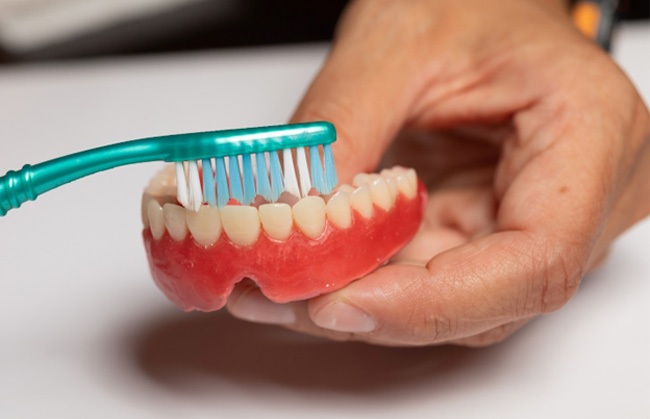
[127,309,513,394]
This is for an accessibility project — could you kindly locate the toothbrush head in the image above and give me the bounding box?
[174,122,338,210]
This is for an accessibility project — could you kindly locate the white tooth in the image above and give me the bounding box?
[396,174,417,199]
[370,177,393,211]
[350,184,374,219]
[186,206,222,246]
[259,203,293,241]
[391,165,407,175]
[142,194,152,227]
[406,168,418,191]
[380,168,395,179]
[337,184,356,194]
[352,173,371,187]
[147,200,165,240]
[292,196,326,239]
[163,203,188,241]
[221,205,261,246]
[385,176,398,201]
[325,191,352,229]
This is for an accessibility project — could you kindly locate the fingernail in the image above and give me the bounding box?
[312,301,376,333]
[228,288,296,325]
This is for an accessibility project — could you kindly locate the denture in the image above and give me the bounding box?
[142,165,426,311]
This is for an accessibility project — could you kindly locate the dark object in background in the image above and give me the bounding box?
[0,0,348,64]
[0,0,646,64]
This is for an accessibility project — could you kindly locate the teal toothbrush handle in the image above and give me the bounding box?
[0,122,335,216]
[0,139,164,216]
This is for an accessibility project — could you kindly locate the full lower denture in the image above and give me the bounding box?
[142,165,425,311]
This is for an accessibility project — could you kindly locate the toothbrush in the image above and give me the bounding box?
[0,121,337,216]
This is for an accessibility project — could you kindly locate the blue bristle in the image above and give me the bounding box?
[228,156,244,203]
[201,159,216,206]
[215,157,229,207]
[242,154,255,205]
[323,143,338,193]
[255,153,272,201]
[269,151,284,201]
[309,145,326,194]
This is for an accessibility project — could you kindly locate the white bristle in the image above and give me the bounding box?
[282,148,301,198]
[175,162,189,208]
[187,160,203,211]
[176,144,333,209]
[296,147,311,197]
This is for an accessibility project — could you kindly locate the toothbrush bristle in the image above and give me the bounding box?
[228,156,244,203]
[175,162,189,208]
[309,145,326,195]
[323,144,338,194]
[175,137,339,209]
[255,153,272,201]
[282,148,301,198]
[241,154,255,205]
[269,151,284,201]
[201,158,217,206]
[187,161,203,211]
[215,157,230,207]
[296,147,311,197]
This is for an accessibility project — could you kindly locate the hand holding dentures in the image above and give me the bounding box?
[224,0,650,346]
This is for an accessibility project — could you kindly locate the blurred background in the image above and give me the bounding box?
[0,0,347,63]
[0,0,646,64]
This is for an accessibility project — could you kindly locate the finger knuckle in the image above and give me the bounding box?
[534,239,585,313]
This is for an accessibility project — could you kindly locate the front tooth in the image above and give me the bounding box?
[350,184,373,219]
[220,205,261,247]
[292,196,326,239]
[337,184,355,194]
[396,174,417,199]
[147,200,165,240]
[352,173,371,187]
[325,190,352,229]
[142,194,152,227]
[186,206,222,246]
[259,203,293,241]
[163,203,188,241]
[370,177,393,211]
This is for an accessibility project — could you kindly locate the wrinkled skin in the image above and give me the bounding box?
[225,0,650,346]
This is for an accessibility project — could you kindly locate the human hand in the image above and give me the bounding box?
[227,0,650,346]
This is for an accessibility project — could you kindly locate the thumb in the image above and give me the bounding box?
[289,9,417,182]
[306,232,578,346]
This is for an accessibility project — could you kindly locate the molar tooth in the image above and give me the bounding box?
[370,177,393,211]
[325,191,352,229]
[292,196,327,239]
[186,206,222,246]
[259,203,293,241]
[163,203,188,241]
[396,174,417,199]
[220,205,260,247]
[406,168,418,190]
[352,173,371,187]
[380,168,395,179]
[147,200,165,240]
[350,184,373,219]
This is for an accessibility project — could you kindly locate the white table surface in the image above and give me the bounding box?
[0,23,648,419]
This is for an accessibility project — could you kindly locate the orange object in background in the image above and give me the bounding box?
[573,1,602,39]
